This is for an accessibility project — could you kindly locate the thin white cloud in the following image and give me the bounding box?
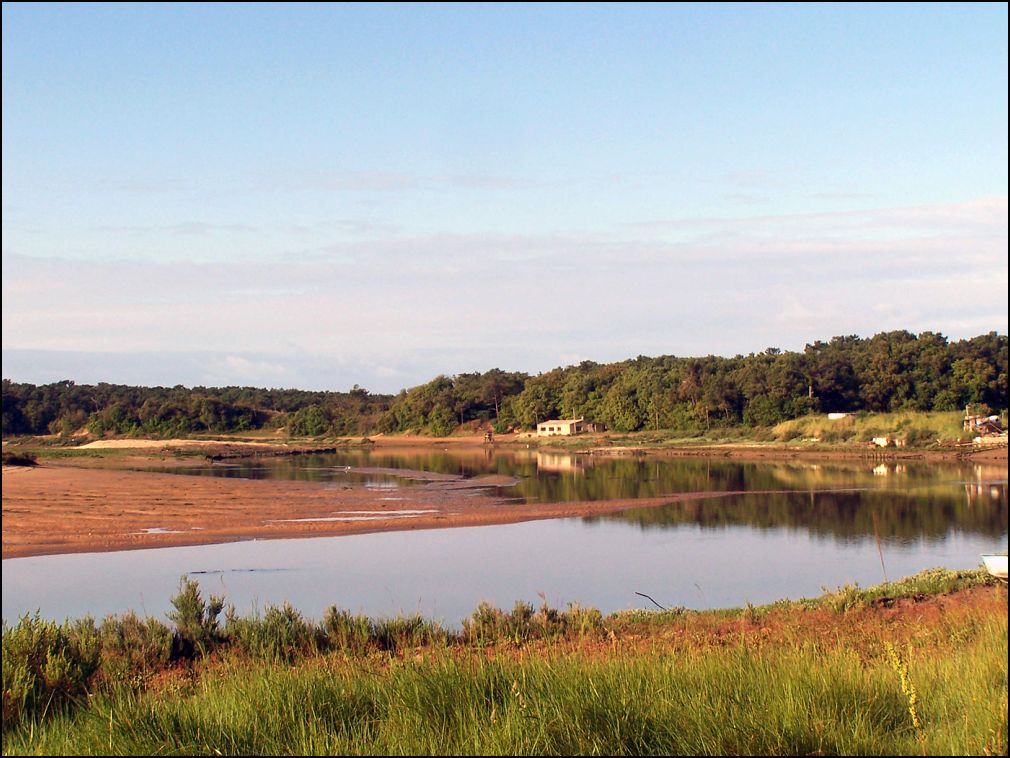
[2,195,1005,389]
[93,221,258,236]
[248,170,535,194]
[441,174,539,190]
[626,194,1008,235]
[202,355,294,386]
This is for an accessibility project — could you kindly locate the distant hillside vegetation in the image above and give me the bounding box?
[0,383,391,438]
[2,330,1006,438]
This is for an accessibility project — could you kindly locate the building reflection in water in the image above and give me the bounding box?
[537,451,589,475]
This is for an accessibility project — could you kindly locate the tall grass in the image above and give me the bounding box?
[3,571,1005,755]
[772,410,969,446]
[5,615,1006,755]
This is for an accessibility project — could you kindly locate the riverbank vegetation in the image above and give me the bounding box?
[3,330,1006,440]
[3,569,1006,755]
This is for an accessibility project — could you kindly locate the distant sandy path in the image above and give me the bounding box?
[2,465,714,560]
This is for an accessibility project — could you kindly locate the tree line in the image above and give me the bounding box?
[0,382,389,438]
[2,330,1006,438]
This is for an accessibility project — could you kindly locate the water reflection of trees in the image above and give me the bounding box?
[150,450,1008,540]
[593,488,1008,541]
[514,458,1003,505]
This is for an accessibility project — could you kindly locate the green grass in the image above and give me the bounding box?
[28,447,136,460]
[4,618,1006,756]
[772,410,974,447]
[813,567,992,612]
[3,571,1006,755]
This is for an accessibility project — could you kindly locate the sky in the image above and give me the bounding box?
[2,3,1007,393]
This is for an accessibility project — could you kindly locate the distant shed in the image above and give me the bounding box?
[536,417,605,437]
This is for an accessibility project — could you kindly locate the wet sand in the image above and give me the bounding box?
[2,464,723,560]
[4,437,1004,560]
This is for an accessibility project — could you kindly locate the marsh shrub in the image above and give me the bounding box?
[464,601,536,645]
[463,602,501,644]
[532,599,606,640]
[1,614,99,728]
[371,615,445,653]
[168,576,224,658]
[98,612,172,686]
[464,601,605,645]
[564,603,605,637]
[63,617,102,674]
[225,603,320,662]
[321,607,373,655]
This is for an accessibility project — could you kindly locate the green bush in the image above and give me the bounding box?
[371,615,446,653]
[464,601,536,645]
[98,612,173,687]
[167,576,224,658]
[565,603,605,637]
[427,407,456,437]
[1,613,99,728]
[321,607,373,655]
[464,600,605,646]
[225,603,320,662]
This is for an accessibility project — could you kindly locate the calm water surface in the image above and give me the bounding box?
[137,449,1010,504]
[3,454,1006,626]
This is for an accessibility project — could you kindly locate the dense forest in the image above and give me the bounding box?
[0,383,389,438]
[2,330,1006,438]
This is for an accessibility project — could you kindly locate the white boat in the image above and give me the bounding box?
[981,554,1008,581]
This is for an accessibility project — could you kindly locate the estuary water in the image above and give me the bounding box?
[2,453,1006,626]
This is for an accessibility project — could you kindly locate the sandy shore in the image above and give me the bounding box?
[1,464,726,560]
[3,437,1003,560]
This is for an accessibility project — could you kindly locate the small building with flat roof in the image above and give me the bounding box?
[536,417,604,437]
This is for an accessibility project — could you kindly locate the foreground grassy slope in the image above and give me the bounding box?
[3,569,1006,756]
[11,633,1006,756]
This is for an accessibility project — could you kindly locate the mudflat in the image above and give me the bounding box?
[1,463,722,559]
[3,437,1004,560]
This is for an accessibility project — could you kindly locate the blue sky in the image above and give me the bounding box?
[3,3,1007,392]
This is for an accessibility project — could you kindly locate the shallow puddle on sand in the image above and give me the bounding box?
[266,512,433,523]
